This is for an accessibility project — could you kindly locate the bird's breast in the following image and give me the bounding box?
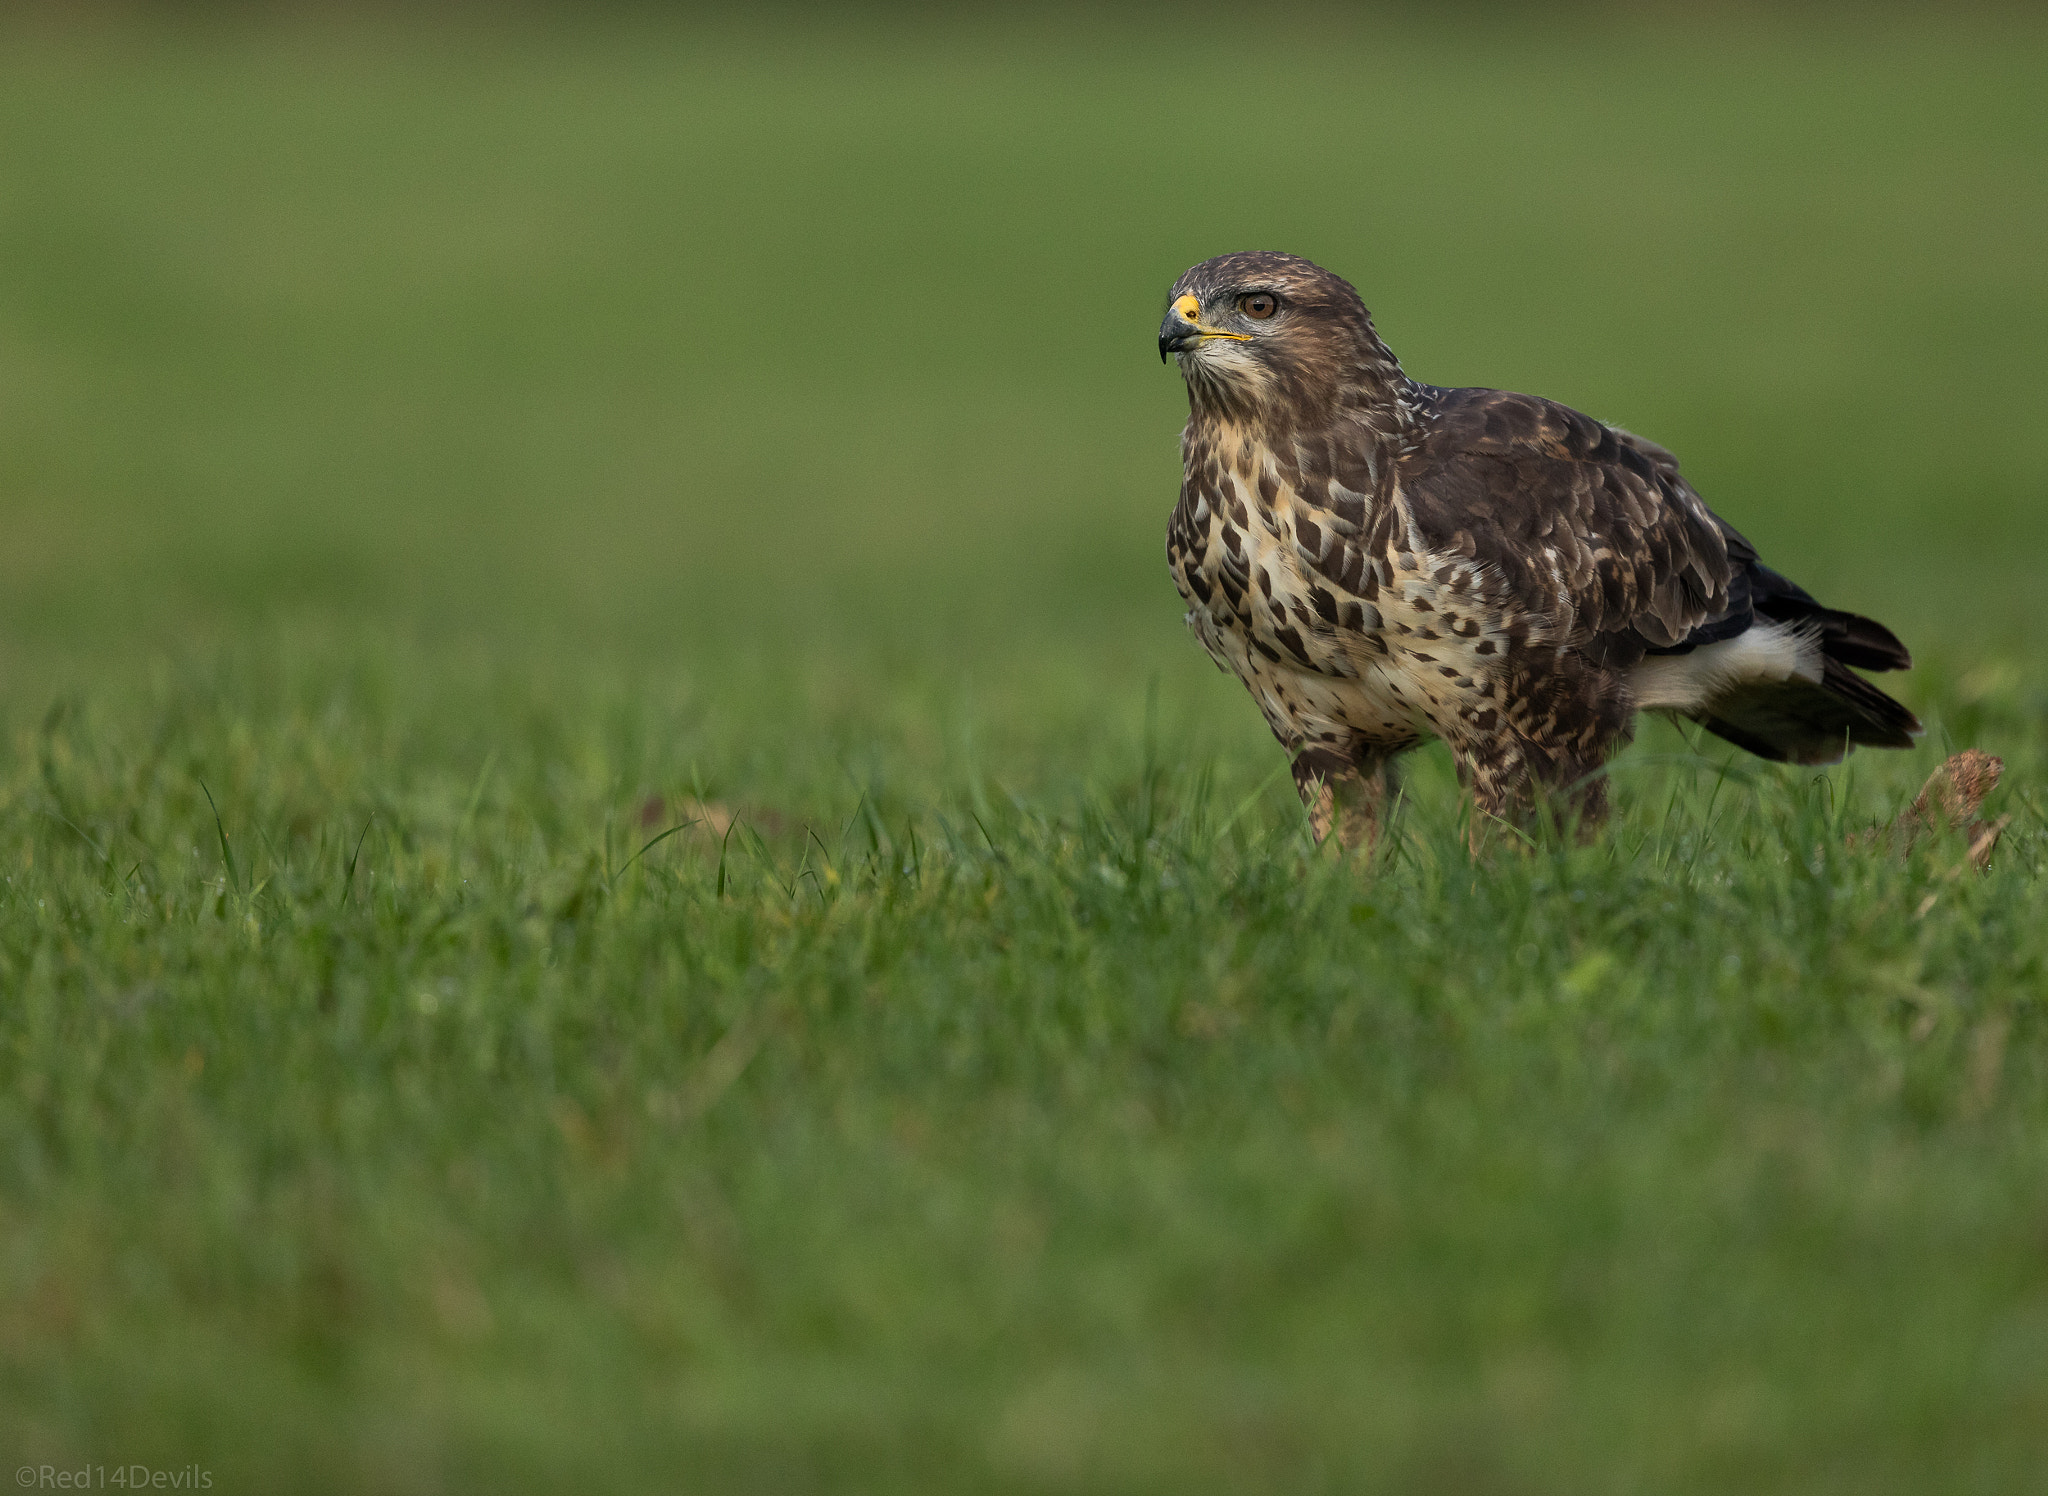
[1169,456,1524,750]
[1170,456,1385,672]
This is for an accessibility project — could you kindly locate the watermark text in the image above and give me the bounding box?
[16,1468,212,1490]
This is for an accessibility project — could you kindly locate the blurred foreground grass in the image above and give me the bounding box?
[0,8,2045,1493]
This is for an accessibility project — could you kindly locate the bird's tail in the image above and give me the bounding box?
[1694,601,1920,765]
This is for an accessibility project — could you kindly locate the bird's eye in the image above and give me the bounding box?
[1240,293,1279,320]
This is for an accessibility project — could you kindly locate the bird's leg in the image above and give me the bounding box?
[1455,732,1526,844]
[1462,738,1613,849]
[1463,768,1529,855]
[1291,748,1346,842]
[1559,770,1611,838]
[1292,747,1391,852]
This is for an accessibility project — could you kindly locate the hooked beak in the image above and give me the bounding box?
[1159,293,1251,362]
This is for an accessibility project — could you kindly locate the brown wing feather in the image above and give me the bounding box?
[1392,387,1737,658]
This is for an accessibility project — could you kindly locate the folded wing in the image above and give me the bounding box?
[1396,387,1918,763]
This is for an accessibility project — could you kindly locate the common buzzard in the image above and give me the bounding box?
[1158,251,1917,846]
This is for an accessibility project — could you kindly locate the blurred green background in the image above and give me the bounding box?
[4,6,2042,683]
[2,6,2045,1493]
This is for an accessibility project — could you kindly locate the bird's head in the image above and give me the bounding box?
[1159,251,1400,422]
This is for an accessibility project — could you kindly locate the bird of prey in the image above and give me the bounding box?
[1158,251,1917,847]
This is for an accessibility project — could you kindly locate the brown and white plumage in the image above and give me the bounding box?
[1158,251,1917,844]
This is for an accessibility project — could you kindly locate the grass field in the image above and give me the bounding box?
[2,8,2045,1492]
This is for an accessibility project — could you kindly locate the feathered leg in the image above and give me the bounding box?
[1458,733,1618,845]
[1454,665,1633,844]
[1292,746,1396,852]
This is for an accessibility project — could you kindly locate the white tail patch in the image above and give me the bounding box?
[1628,620,1822,712]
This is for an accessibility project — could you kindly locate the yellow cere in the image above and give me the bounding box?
[1173,292,1251,343]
